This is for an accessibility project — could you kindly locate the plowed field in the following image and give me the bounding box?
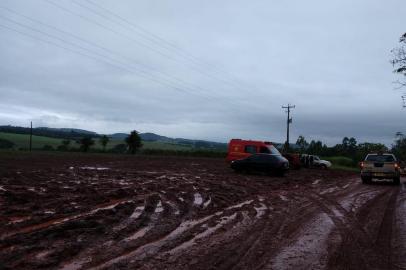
[0,153,405,270]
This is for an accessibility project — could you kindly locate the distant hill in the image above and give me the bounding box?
[0,126,227,150]
[109,133,129,140]
[0,125,99,140]
[42,127,98,135]
[139,133,173,142]
[111,132,227,150]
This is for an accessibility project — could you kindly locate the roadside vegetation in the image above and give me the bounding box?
[2,129,406,167]
[294,135,406,170]
[0,131,227,158]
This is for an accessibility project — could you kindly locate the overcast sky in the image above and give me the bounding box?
[0,0,405,145]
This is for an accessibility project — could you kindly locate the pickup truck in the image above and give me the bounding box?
[360,153,400,185]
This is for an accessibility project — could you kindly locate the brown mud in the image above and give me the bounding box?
[0,153,404,269]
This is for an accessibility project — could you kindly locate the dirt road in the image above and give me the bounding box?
[0,153,405,269]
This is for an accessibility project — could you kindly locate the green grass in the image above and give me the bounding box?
[322,156,359,172]
[0,132,220,152]
[0,132,63,149]
[323,156,357,167]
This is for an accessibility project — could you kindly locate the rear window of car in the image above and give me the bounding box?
[365,154,395,162]
[244,145,257,154]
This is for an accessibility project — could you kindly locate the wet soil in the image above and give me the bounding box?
[0,153,405,270]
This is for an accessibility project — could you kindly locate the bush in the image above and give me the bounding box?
[110,143,127,154]
[42,145,54,151]
[0,138,15,149]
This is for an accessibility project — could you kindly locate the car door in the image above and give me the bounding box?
[252,154,273,172]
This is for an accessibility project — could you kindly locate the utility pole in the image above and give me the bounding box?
[282,104,295,150]
[29,121,32,152]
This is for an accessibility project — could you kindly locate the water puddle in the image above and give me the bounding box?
[320,186,339,195]
[193,193,203,206]
[226,200,254,210]
[270,213,334,269]
[87,213,222,270]
[312,179,321,185]
[254,203,268,218]
[342,184,350,189]
[203,196,212,208]
[8,216,31,224]
[168,213,238,254]
[2,199,131,238]
[155,201,164,213]
[124,227,150,242]
[80,167,110,171]
[35,250,51,259]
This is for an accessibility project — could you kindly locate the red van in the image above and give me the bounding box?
[226,139,282,162]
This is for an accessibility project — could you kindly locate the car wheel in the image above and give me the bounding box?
[320,164,327,169]
[393,177,400,185]
[361,176,371,184]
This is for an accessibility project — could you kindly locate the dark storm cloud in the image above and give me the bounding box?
[0,0,405,145]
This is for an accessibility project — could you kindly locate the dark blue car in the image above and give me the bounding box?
[230,153,289,176]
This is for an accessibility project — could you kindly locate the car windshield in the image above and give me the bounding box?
[365,154,395,162]
[267,145,281,155]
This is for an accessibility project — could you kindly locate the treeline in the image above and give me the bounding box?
[0,125,99,140]
[295,135,406,165]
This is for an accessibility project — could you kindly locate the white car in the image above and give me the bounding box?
[312,155,332,168]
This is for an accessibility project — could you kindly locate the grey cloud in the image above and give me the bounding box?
[0,0,405,145]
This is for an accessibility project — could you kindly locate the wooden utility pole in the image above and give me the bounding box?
[29,121,32,152]
[282,104,295,150]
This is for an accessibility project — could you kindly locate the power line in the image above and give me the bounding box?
[0,22,192,97]
[81,0,265,93]
[0,20,242,113]
[0,6,224,99]
[82,0,238,75]
[47,0,254,93]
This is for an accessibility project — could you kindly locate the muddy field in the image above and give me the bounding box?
[0,153,405,270]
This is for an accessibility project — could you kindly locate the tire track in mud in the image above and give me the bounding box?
[316,183,400,270]
[373,187,399,269]
[0,198,138,240]
[257,180,400,270]
[0,155,373,270]
[392,181,406,270]
[85,196,263,270]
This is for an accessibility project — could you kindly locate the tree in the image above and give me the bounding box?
[111,143,127,153]
[58,139,71,151]
[78,137,94,152]
[348,137,357,156]
[296,135,308,153]
[125,130,143,154]
[392,135,406,161]
[391,33,406,88]
[99,135,110,152]
[357,143,388,162]
[307,140,323,155]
